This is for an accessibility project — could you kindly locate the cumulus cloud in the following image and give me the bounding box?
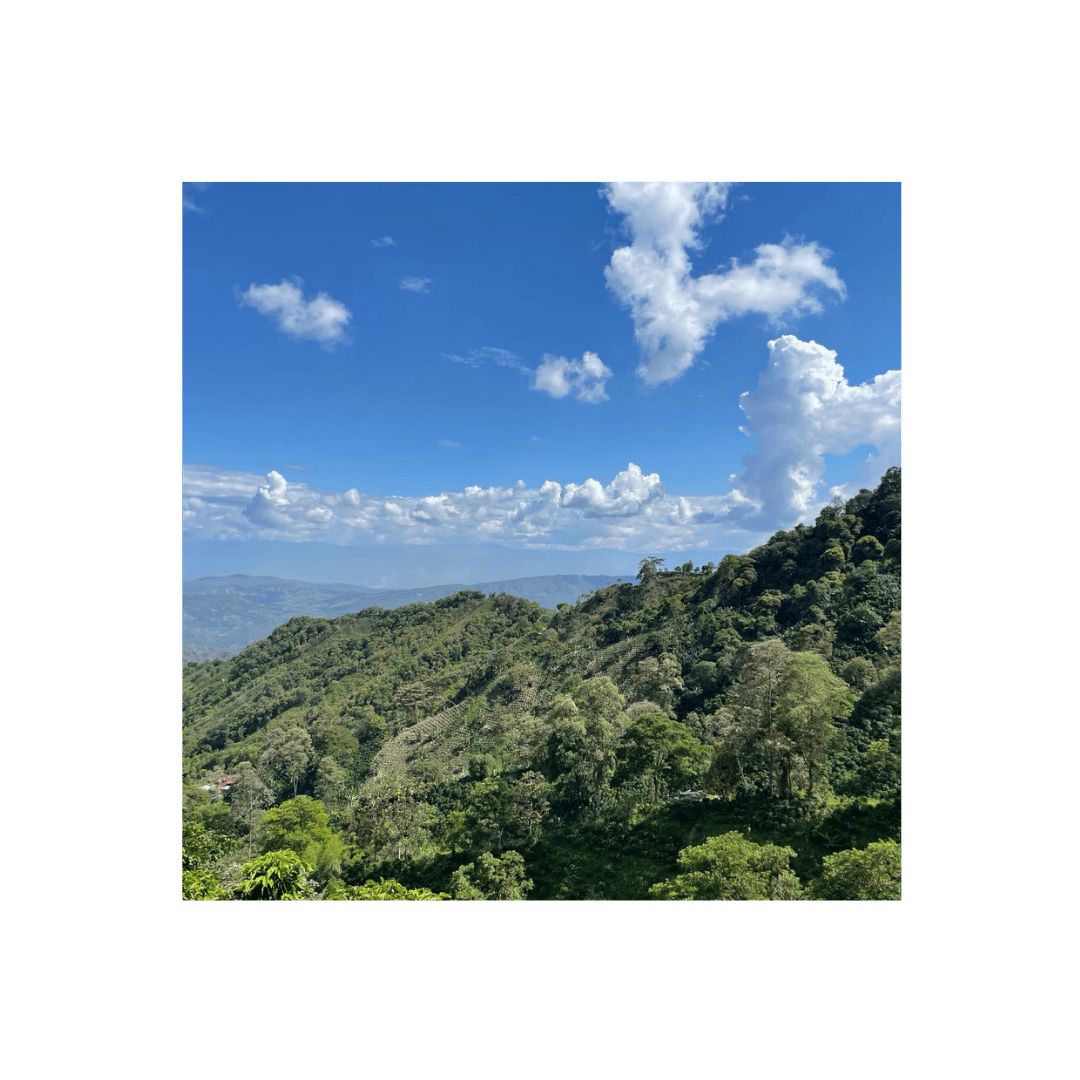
[531,351,613,403]
[182,336,898,552]
[444,346,612,404]
[238,277,351,346]
[371,236,396,247]
[183,462,745,552]
[560,463,664,515]
[399,276,432,292]
[724,335,901,528]
[603,182,846,384]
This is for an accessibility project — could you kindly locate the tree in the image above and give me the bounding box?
[875,611,901,667]
[312,756,350,814]
[450,850,533,900]
[462,776,515,852]
[259,723,313,798]
[234,849,314,900]
[545,678,626,819]
[226,761,274,853]
[840,656,877,691]
[853,535,885,564]
[775,652,854,797]
[649,832,803,900]
[511,771,551,842]
[258,795,344,882]
[637,557,666,583]
[182,820,230,900]
[350,775,439,863]
[727,640,793,796]
[811,840,901,900]
[617,712,708,804]
[630,654,684,715]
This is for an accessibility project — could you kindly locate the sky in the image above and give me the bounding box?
[183,182,900,587]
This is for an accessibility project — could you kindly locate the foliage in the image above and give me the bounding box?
[329,878,448,900]
[450,850,533,900]
[811,840,901,900]
[234,849,314,900]
[258,795,345,883]
[616,711,708,805]
[648,832,803,900]
[181,820,232,900]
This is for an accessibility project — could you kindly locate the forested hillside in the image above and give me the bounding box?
[183,468,900,900]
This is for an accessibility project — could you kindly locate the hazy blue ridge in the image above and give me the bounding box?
[183,573,621,656]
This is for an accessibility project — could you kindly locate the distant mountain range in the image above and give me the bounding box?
[182,573,622,658]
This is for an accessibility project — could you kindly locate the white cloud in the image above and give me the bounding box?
[531,351,613,403]
[238,277,351,346]
[603,182,845,384]
[438,439,459,448]
[182,334,898,551]
[724,335,900,528]
[399,276,432,292]
[444,346,611,404]
[371,236,396,247]
[183,197,204,214]
[561,463,664,515]
[183,461,746,551]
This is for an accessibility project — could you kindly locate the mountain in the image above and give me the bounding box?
[183,573,621,655]
[182,469,900,900]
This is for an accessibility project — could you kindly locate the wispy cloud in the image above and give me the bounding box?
[531,351,613,404]
[438,439,459,448]
[399,276,432,292]
[238,276,351,347]
[254,462,313,473]
[443,346,523,369]
[371,236,396,247]
[604,182,845,384]
[182,182,210,214]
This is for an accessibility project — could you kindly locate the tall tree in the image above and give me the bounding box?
[776,652,854,797]
[630,654,685,715]
[728,640,793,797]
[259,724,313,798]
[545,677,627,820]
[226,761,274,854]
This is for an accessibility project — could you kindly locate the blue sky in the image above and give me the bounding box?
[183,182,900,587]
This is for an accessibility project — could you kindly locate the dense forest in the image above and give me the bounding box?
[182,468,900,900]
